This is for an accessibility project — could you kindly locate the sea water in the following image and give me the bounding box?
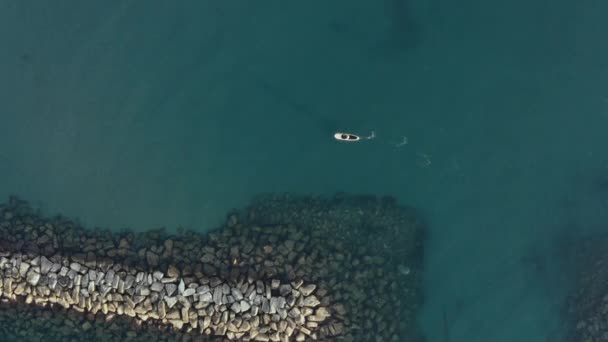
[1,1,608,341]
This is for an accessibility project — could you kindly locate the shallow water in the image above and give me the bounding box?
[1,1,608,341]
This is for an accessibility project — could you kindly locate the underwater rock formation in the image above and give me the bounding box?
[0,194,425,341]
[565,234,608,342]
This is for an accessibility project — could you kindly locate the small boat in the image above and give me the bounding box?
[334,130,375,142]
[334,133,361,141]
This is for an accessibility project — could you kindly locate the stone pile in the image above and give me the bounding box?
[0,251,337,341]
[243,194,425,341]
[0,194,425,341]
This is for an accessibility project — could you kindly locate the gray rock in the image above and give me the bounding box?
[100,284,112,297]
[256,280,265,294]
[181,307,190,323]
[74,274,82,286]
[231,287,243,300]
[178,279,185,294]
[125,275,135,289]
[197,285,210,294]
[279,284,292,297]
[48,274,58,290]
[240,300,251,312]
[278,308,288,320]
[40,256,52,275]
[182,288,195,297]
[161,277,177,283]
[199,292,212,302]
[276,297,286,309]
[230,301,241,313]
[136,272,144,283]
[165,283,177,296]
[69,262,81,273]
[151,282,164,292]
[167,265,180,278]
[315,306,331,318]
[57,275,69,287]
[213,286,223,304]
[209,277,222,288]
[200,253,214,263]
[165,308,180,320]
[50,262,62,273]
[19,262,30,277]
[164,296,178,309]
[146,251,159,267]
[105,270,115,284]
[26,270,40,286]
[301,295,320,307]
[299,284,316,296]
[202,316,211,329]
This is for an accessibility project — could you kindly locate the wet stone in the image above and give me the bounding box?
[279,285,292,297]
[197,284,210,294]
[299,284,316,296]
[19,262,30,277]
[57,275,69,287]
[69,262,81,273]
[125,275,135,289]
[302,295,320,307]
[40,256,52,274]
[213,287,223,304]
[230,302,241,313]
[151,282,164,292]
[146,251,159,267]
[231,287,243,300]
[240,300,251,312]
[210,277,222,288]
[26,270,40,286]
[178,279,185,294]
[167,265,180,278]
[164,296,178,309]
[199,292,213,302]
[165,283,177,296]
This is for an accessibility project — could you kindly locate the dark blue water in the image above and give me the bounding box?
[1,1,608,341]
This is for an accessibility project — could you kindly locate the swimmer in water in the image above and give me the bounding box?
[334,130,375,142]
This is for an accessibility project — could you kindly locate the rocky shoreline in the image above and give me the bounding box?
[0,194,425,341]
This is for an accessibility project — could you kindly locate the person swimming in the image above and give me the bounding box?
[334,130,375,142]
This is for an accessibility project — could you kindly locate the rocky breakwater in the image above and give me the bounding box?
[0,193,425,341]
[0,250,329,341]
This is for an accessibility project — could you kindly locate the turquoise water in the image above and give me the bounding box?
[1,1,608,341]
